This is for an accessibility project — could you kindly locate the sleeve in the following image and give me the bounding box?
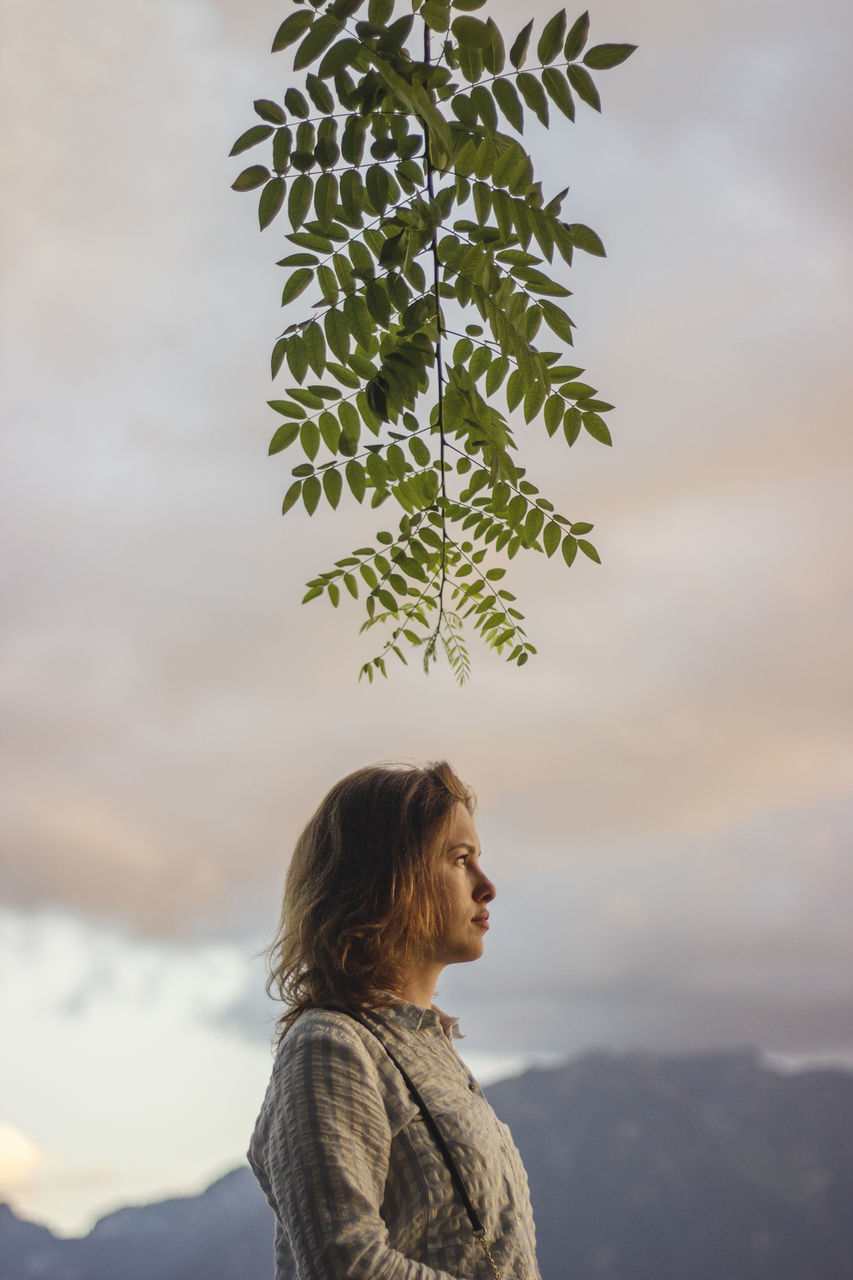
[251,1016,464,1280]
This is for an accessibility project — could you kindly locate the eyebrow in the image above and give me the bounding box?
[446,841,480,855]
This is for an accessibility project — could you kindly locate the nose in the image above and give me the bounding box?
[475,868,496,903]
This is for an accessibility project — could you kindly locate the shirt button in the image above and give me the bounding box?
[468,1081,478,1092]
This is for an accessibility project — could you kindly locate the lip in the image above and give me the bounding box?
[472,914,490,930]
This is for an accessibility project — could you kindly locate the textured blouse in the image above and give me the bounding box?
[247,999,540,1280]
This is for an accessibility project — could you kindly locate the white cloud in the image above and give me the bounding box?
[0,909,271,1234]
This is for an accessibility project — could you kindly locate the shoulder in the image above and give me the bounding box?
[276,1007,385,1074]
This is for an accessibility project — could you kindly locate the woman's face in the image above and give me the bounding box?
[429,801,496,969]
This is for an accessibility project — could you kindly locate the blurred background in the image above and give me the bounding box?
[1,0,851,1239]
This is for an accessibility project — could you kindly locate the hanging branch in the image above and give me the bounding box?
[231,0,635,683]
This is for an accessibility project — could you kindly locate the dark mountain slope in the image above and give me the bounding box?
[2,1050,852,1280]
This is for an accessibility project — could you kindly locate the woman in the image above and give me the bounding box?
[248,761,540,1280]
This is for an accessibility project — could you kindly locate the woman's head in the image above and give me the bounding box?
[267,761,474,1032]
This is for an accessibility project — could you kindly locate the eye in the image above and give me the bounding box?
[455,852,469,865]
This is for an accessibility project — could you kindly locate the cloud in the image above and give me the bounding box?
[1,0,851,945]
[0,908,271,1233]
[0,1124,46,1193]
[410,793,853,1076]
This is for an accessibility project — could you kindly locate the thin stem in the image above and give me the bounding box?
[424,21,448,646]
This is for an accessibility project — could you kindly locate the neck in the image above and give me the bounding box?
[397,962,442,1009]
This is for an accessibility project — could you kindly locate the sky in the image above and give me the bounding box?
[1,0,852,1239]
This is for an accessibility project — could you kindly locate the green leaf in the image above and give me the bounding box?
[472,181,492,224]
[302,475,322,515]
[288,174,313,229]
[583,42,637,70]
[346,458,366,502]
[318,37,362,77]
[254,98,286,124]
[568,222,606,256]
[323,468,343,508]
[290,388,324,412]
[506,368,524,412]
[543,521,560,557]
[379,14,415,52]
[318,411,340,452]
[339,400,362,451]
[232,165,269,192]
[471,84,498,132]
[259,176,285,230]
[230,125,274,156]
[485,356,509,395]
[561,533,578,565]
[300,421,320,459]
[452,15,492,47]
[281,268,313,306]
[327,361,359,389]
[524,506,544,543]
[324,308,350,361]
[366,164,391,214]
[509,18,533,68]
[269,423,300,455]
[272,9,314,52]
[537,9,567,63]
[469,346,491,382]
[314,171,338,227]
[268,397,306,418]
[281,480,302,514]
[340,168,364,224]
[523,380,546,423]
[344,293,374,349]
[567,63,601,111]
[293,16,340,71]
[423,0,451,31]
[271,337,288,379]
[493,145,521,189]
[537,296,571,343]
[560,380,596,399]
[284,343,309,390]
[492,78,523,132]
[517,268,569,297]
[272,126,292,171]
[542,67,575,120]
[563,10,590,61]
[582,411,612,445]
[303,321,326,376]
[284,88,310,119]
[409,436,431,465]
[516,73,549,126]
[544,394,563,436]
[305,73,334,114]
[295,119,316,162]
[365,279,392,327]
[483,18,506,74]
[577,537,600,563]
[563,406,582,445]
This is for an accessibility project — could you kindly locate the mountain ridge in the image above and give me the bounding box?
[3,1048,852,1280]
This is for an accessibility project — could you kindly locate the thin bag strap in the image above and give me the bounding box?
[331,1007,503,1280]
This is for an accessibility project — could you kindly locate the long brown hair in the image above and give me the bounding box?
[267,760,473,1037]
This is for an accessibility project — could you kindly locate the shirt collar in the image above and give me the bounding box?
[372,994,463,1040]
